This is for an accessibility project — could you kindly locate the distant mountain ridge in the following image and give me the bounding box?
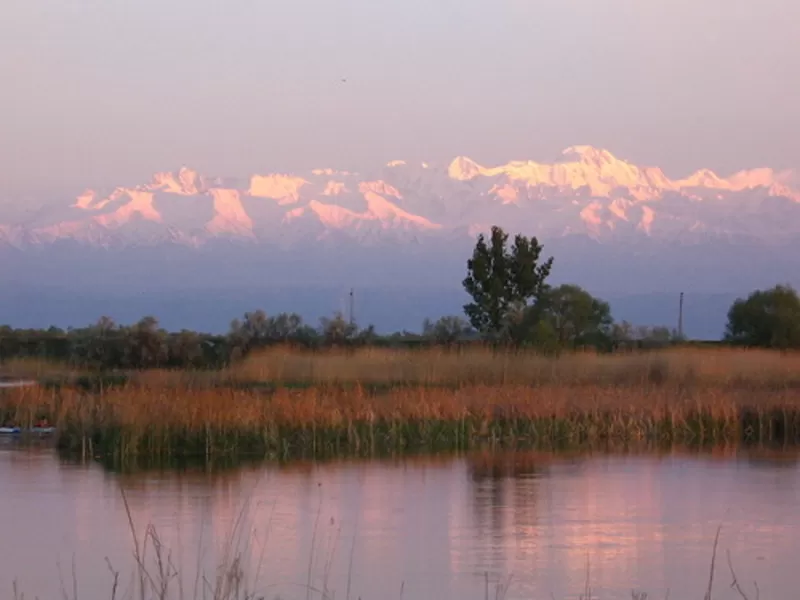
[1,146,798,338]
[2,146,799,248]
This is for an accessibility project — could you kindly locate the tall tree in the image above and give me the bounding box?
[462,226,553,337]
[725,284,800,349]
[538,284,613,349]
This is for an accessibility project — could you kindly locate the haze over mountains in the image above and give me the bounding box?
[2,146,798,339]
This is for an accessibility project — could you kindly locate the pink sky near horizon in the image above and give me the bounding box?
[1,0,799,198]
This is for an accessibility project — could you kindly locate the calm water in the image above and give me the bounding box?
[1,443,799,600]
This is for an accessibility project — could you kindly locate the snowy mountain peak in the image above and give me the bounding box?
[149,166,204,195]
[72,190,97,209]
[178,166,200,193]
[248,174,308,203]
[448,156,484,180]
[559,145,619,166]
[3,147,800,251]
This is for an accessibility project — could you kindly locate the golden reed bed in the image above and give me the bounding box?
[4,345,800,389]
[141,345,800,389]
[3,347,800,461]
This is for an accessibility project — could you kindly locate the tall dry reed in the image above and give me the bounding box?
[0,357,87,380]
[8,346,800,392]
[4,377,800,462]
[221,346,800,390]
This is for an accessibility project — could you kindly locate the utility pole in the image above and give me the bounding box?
[678,292,684,340]
[349,288,355,327]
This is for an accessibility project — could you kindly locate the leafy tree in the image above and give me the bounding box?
[422,316,474,344]
[168,330,205,368]
[640,325,673,343]
[610,320,635,345]
[511,284,612,350]
[511,316,561,353]
[238,310,270,346]
[125,316,168,368]
[725,284,800,349]
[462,226,553,338]
[264,313,304,342]
[539,284,613,349]
[355,324,378,345]
[610,321,681,350]
[228,311,316,355]
[82,316,120,367]
[320,312,358,345]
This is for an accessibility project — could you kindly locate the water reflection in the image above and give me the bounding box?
[1,444,799,600]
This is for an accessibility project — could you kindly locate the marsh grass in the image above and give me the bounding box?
[9,346,800,392]
[226,346,800,390]
[117,345,800,397]
[0,357,87,381]
[3,381,800,463]
[4,347,800,462]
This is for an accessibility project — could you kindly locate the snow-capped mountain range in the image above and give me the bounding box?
[3,145,799,248]
[2,145,799,339]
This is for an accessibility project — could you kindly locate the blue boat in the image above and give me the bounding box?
[0,427,56,435]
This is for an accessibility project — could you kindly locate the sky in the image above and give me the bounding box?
[2,0,800,198]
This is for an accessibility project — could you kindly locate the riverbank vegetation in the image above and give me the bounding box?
[0,305,685,374]
[2,343,800,391]
[3,346,800,463]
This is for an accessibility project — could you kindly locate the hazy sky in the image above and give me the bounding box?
[2,0,799,197]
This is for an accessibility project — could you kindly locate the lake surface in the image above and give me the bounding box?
[1,442,799,600]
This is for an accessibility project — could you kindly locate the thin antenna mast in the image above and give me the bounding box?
[678,292,684,340]
[349,288,355,326]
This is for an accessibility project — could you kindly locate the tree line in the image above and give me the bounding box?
[460,226,800,351]
[1,225,796,370]
[0,312,389,371]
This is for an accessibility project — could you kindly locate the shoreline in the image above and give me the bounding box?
[4,346,800,463]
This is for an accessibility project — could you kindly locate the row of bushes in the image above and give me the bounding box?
[0,310,691,371]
